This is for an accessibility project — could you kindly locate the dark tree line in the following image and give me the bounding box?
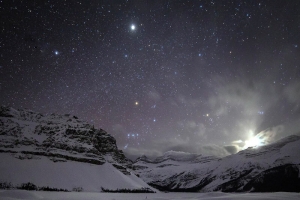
[0,182,69,192]
[101,187,155,193]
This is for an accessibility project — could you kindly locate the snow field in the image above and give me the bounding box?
[0,153,151,192]
[1,190,300,200]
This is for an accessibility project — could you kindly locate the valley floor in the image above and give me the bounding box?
[1,190,300,200]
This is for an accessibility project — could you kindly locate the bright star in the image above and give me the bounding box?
[135,101,139,105]
[54,51,59,55]
[131,24,136,30]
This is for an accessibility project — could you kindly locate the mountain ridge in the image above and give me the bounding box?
[1,105,299,192]
[0,106,153,192]
[133,134,300,192]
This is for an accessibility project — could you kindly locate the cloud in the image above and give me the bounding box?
[111,124,125,133]
[284,81,300,111]
[224,145,239,154]
[208,77,278,117]
[124,147,162,161]
[198,144,231,157]
[175,95,203,108]
[229,119,300,151]
[124,137,231,160]
[204,76,284,142]
[182,120,206,138]
[124,77,300,161]
[148,90,161,101]
[170,76,300,153]
[124,118,300,160]
[160,138,231,157]
[257,120,300,143]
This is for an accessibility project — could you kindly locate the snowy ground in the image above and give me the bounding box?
[1,190,300,200]
[0,154,152,192]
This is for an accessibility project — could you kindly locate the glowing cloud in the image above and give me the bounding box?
[244,130,264,149]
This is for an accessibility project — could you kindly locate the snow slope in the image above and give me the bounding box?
[134,135,300,192]
[0,154,149,192]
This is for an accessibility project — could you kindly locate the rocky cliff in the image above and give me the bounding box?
[0,106,152,192]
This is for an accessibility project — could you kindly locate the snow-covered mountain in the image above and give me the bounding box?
[133,135,300,192]
[0,106,152,192]
[1,106,299,193]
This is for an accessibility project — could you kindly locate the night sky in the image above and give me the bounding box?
[1,1,300,159]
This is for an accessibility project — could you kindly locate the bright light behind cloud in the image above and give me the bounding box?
[243,130,264,149]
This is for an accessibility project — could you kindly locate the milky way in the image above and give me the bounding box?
[1,1,300,159]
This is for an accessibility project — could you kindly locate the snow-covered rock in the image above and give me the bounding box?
[133,135,300,192]
[0,106,153,192]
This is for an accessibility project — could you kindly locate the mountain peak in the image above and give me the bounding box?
[0,105,132,168]
[134,134,300,192]
[0,106,156,192]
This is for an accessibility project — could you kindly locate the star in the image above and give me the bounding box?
[2,0,299,160]
[130,24,136,31]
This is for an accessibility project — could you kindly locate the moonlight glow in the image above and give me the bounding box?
[244,130,264,149]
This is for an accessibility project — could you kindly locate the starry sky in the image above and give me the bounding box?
[1,1,300,159]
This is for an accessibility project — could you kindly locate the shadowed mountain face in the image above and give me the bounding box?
[243,164,300,192]
[133,136,300,192]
